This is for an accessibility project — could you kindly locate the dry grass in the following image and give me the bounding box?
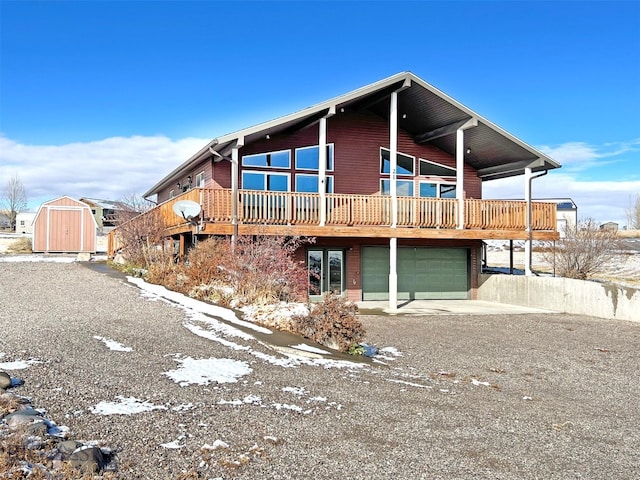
[617,229,640,238]
[6,236,32,253]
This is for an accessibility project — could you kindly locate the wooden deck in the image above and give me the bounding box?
[108,188,558,255]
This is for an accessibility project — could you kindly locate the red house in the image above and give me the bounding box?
[110,72,560,307]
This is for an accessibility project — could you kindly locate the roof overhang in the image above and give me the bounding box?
[144,72,560,198]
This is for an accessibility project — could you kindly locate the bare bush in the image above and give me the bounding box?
[291,293,364,352]
[542,218,623,280]
[113,195,167,268]
[7,237,32,253]
[230,235,313,305]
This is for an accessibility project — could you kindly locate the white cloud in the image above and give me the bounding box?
[0,134,209,208]
[537,138,640,171]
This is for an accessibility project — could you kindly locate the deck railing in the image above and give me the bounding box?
[110,188,556,254]
[144,188,558,231]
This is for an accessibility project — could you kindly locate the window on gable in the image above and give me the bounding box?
[419,159,456,177]
[242,150,290,168]
[380,148,415,176]
[295,144,334,171]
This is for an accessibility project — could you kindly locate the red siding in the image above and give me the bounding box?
[214,111,481,198]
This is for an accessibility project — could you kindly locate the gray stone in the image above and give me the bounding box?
[58,440,82,456]
[5,413,46,435]
[113,253,127,265]
[0,371,11,390]
[76,252,91,262]
[70,445,104,473]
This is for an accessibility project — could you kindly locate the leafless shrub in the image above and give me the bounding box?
[113,194,167,269]
[542,218,623,280]
[291,293,364,352]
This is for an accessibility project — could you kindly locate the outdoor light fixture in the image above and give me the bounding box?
[266,134,270,140]
[187,175,192,184]
[466,148,471,154]
[176,182,181,189]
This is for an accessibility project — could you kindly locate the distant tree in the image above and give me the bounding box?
[626,194,640,230]
[542,218,623,280]
[0,174,28,230]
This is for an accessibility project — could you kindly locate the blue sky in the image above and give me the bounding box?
[1,0,639,225]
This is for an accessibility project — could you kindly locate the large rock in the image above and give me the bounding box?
[70,445,104,473]
[5,411,47,436]
[76,252,91,262]
[0,371,11,390]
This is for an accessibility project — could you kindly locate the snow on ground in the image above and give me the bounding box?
[0,254,76,263]
[90,396,168,415]
[93,336,133,352]
[163,356,253,387]
[0,354,42,370]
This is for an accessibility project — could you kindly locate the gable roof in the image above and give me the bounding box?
[144,71,560,198]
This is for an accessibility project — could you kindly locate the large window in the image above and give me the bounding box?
[419,159,456,177]
[242,149,290,168]
[381,179,414,197]
[296,174,334,193]
[242,171,289,191]
[380,148,415,176]
[419,182,456,198]
[295,144,334,171]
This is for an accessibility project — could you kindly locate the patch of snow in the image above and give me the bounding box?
[386,379,432,389]
[289,343,330,354]
[378,346,403,357]
[0,255,76,263]
[163,357,252,386]
[202,439,230,450]
[171,403,195,412]
[471,378,491,387]
[0,358,41,370]
[272,403,303,413]
[90,396,167,415]
[93,336,133,352]
[282,386,307,396]
[160,438,185,449]
[128,276,272,334]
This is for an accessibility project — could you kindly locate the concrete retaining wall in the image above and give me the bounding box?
[478,274,639,323]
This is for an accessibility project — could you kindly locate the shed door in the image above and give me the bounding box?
[362,247,468,300]
[49,209,82,252]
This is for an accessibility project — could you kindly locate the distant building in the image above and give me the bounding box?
[600,221,618,232]
[15,212,36,234]
[79,198,126,233]
[0,212,10,230]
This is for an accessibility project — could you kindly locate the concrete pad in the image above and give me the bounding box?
[356,299,556,316]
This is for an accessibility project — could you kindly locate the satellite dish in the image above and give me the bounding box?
[172,200,201,223]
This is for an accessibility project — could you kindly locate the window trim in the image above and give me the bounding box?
[380,147,415,176]
[195,171,205,188]
[241,170,290,191]
[295,173,334,193]
[295,143,335,171]
[419,158,456,177]
[242,149,291,169]
[380,179,414,197]
[418,180,457,198]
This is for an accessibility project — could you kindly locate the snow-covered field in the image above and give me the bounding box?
[484,239,640,288]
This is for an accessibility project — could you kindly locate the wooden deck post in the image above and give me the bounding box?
[389,91,398,311]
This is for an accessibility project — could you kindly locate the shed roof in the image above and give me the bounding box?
[144,71,561,198]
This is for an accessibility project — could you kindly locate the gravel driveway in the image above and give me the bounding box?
[1,261,639,479]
